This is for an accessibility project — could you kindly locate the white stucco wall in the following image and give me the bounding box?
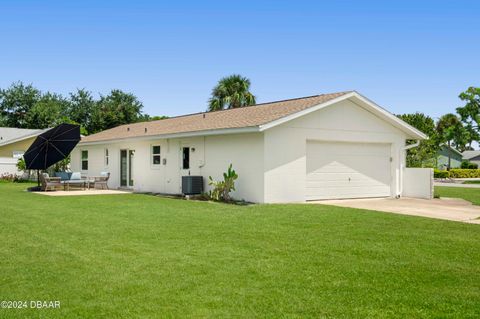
[71,133,264,202]
[263,99,407,203]
[403,168,433,199]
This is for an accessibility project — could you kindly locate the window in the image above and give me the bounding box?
[182,147,190,169]
[104,148,109,166]
[152,145,161,165]
[12,151,24,159]
[81,150,88,170]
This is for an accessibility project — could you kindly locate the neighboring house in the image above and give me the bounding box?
[436,145,463,169]
[462,150,480,167]
[71,91,427,203]
[0,127,48,175]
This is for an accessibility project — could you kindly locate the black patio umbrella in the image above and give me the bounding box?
[24,123,81,186]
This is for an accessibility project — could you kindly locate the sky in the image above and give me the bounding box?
[0,0,479,118]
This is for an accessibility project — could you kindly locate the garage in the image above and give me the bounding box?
[306,141,392,200]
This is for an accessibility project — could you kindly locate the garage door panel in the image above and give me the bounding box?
[306,141,391,200]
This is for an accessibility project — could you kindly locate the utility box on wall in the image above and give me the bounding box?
[182,176,204,195]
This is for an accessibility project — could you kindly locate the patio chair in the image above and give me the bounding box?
[94,172,110,190]
[40,173,62,191]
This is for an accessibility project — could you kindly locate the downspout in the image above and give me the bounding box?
[397,140,420,198]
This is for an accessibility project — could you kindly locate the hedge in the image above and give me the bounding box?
[434,170,449,179]
[449,169,480,178]
[434,169,480,179]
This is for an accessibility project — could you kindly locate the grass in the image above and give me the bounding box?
[1,182,479,318]
[435,186,480,206]
[462,180,480,184]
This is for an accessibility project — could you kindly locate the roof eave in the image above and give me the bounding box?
[78,126,261,145]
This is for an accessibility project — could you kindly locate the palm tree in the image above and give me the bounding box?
[208,74,256,111]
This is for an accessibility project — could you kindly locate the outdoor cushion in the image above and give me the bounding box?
[100,172,109,177]
[70,172,82,180]
[55,172,72,181]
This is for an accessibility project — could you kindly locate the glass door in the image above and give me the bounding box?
[120,149,134,187]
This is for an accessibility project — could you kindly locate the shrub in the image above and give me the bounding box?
[449,169,480,178]
[0,173,22,182]
[434,170,449,179]
[208,164,238,202]
[460,161,478,169]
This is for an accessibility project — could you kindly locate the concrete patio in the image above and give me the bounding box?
[35,189,131,196]
[313,197,480,224]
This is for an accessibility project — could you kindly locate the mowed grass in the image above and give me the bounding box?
[435,185,480,206]
[0,183,479,318]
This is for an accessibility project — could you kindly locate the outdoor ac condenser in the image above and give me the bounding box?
[182,176,204,195]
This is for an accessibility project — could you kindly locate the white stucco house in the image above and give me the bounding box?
[70,91,430,203]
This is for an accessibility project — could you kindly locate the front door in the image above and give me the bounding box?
[120,149,135,188]
[180,146,191,176]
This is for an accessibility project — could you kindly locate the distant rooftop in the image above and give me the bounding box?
[0,127,46,146]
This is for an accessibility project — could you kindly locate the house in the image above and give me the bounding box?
[70,91,428,203]
[462,150,480,167]
[0,127,48,175]
[436,145,463,169]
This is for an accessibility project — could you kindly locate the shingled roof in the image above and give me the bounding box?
[80,91,351,144]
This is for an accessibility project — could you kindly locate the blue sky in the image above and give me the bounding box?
[1,1,479,118]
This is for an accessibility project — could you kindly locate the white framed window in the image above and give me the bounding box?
[151,145,161,166]
[12,151,24,159]
[81,150,88,170]
[104,148,109,166]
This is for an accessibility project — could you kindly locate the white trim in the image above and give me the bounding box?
[259,91,427,140]
[79,126,260,146]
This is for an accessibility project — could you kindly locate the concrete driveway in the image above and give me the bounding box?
[313,197,480,224]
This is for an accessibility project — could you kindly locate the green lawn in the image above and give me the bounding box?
[1,183,479,318]
[435,186,480,206]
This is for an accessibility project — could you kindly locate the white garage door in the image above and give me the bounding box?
[306,141,391,200]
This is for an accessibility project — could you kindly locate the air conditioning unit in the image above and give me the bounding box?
[182,176,204,195]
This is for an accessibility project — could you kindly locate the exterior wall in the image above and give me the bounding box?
[0,157,20,175]
[0,136,36,157]
[436,147,462,169]
[0,137,37,175]
[263,99,407,203]
[403,168,433,199]
[71,133,265,202]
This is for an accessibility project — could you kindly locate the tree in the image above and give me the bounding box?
[397,113,439,167]
[67,89,96,133]
[25,92,70,129]
[208,74,256,111]
[0,82,41,128]
[456,86,480,148]
[436,113,468,169]
[90,89,145,133]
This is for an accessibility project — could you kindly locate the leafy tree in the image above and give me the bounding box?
[90,89,145,133]
[436,113,468,169]
[0,82,41,128]
[67,89,96,133]
[25,92,70,129]
[208,74,256,111]
[397,113,439,167]
[456,87,480,147]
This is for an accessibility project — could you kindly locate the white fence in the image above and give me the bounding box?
[403,168,433,199]
[0,157,20,175]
